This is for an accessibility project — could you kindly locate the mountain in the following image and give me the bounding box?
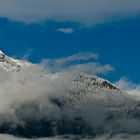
[0,50,121,108]
[0,50,119,91]
[0,51,139,138]
[0,50,30,72]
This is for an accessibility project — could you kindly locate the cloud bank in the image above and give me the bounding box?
[0,0,140,24]
[0,67,140,139]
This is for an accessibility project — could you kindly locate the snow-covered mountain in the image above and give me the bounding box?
[0,50,119,91]
[0,50,139,139]
[0,50,31,72]
[0,50,122,107]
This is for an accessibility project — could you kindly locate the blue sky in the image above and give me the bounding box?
[0,0,140,84]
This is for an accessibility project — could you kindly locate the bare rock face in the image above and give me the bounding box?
[101,81,118,90]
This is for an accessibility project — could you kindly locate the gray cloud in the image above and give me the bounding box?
[0,0,140,24]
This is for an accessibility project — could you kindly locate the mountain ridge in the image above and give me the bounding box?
[0,50,119,92]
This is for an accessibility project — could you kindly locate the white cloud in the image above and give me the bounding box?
[115,77,140,100]
[65,62,114,74]
[57,28,74,34]
[45,52,98,65]
[0,0,140,24]
[42,52,114,74]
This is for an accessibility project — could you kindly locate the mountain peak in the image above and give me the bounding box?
[0,50,22,72]
[0,51,119,93]
[0,50,5,62]
[73,73,119,91]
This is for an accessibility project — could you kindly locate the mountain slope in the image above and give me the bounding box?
[0,51,139,138]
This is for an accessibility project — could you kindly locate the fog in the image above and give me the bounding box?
[1,134,140,140]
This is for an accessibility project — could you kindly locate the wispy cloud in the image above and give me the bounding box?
[57,28,74,34]
[42,52,114,74]
[46,52,98,65]
[65,62,114,74]
[0,0,140,24]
